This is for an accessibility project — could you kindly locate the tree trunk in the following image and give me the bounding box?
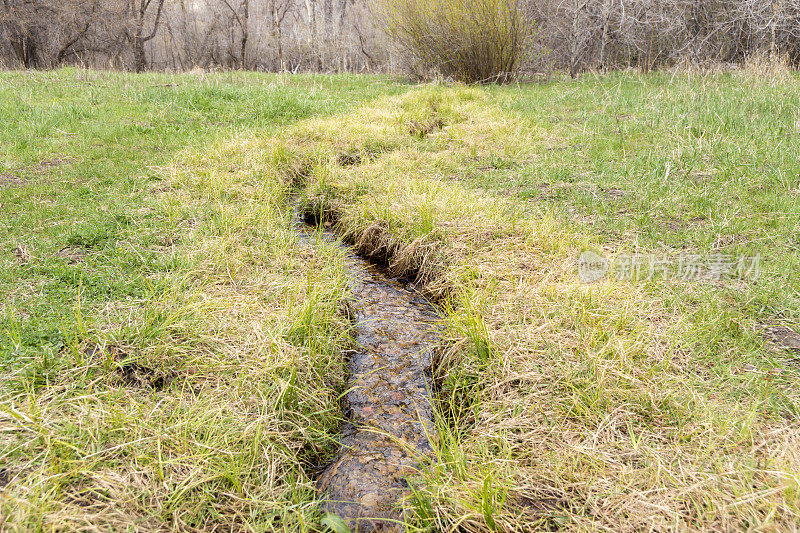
[132,0,166,73]
[324,0,332,27]
[133,9,146,74]
[305,0,320,70]
[569,0,587,77]
[771,0,782,59]
[8,24,40,69]
[273,4,284,70]
[133,36,146,72]
[337,0,347,33]
[240,0,249,69]
[23,35,39,69]
[598,0,612,69]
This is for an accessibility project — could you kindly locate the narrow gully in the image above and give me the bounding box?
[293,209,439,531]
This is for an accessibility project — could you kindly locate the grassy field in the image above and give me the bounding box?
[1,67,800,531]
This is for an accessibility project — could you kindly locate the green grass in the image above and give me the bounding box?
[2,67,800,531]
[485,70,800,410]
[0,69,403,371]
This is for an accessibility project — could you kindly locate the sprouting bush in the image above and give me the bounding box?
[377,0,533,84]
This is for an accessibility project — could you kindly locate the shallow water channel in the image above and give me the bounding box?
[294,216,438,531]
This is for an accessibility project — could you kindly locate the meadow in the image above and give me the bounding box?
[1,67,800,531]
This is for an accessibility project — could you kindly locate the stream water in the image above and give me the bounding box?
[294,216,438,531]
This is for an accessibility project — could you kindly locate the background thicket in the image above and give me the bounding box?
[1,1,800,76]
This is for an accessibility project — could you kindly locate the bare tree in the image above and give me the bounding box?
[269,0,294,69]
[305,0,321,69]
[219,0,249,68]
[1,0,54,68]
[129,0,166,72]
[5,0,798,74]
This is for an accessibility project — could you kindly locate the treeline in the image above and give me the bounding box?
[2,0,800,75]
[530,0,800,74]
[0,0,384,72]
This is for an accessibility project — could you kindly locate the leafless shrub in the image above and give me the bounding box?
[377,0,533,82]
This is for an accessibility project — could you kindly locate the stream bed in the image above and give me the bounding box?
[295,216,438,531]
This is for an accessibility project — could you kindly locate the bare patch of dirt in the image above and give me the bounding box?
[85,343,175,391]
[762,324,800,353]
[337,153,362,167]
[13,244,31,263]
[0,468,11,488]
[56,246,86,263]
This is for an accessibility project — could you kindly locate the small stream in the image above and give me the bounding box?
[294,213,438,531]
